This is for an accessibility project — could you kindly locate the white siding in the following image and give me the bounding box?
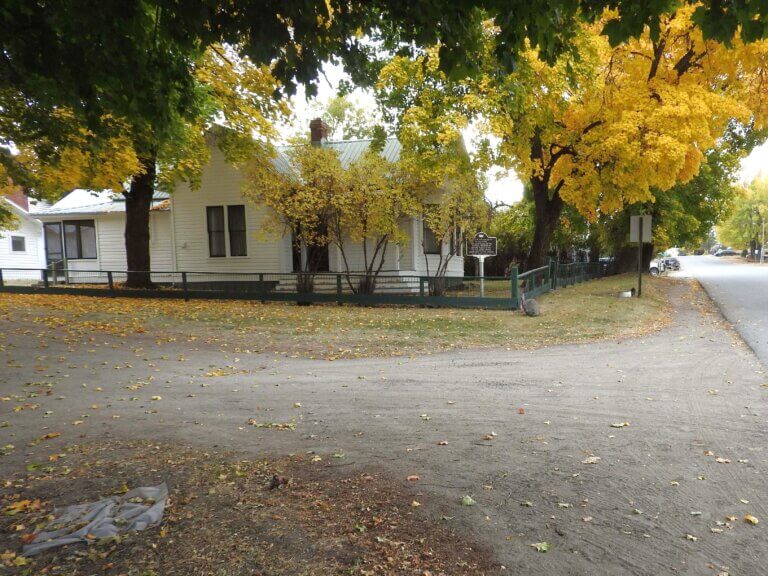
[85,212,173,272]
[335,236,400,273]
[35,212,173,276]
[413,215,465,277]
[171,145,285,273]
[0,213,45,280]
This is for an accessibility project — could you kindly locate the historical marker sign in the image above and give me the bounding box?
[467,232,497,257]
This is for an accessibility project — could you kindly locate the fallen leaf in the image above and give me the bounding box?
[582,456,601,465]
[406,475,420,482]
[531,542,550,553]
[461,495,476,506]
[744,514,759,525]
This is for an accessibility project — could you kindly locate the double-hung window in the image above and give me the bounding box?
[206,207,226,257]
[227,205,247,256]
[206,205,247,257]
[63,220,97,259]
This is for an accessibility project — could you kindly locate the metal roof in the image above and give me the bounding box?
[274,137,402,172]
[36,189,170,217]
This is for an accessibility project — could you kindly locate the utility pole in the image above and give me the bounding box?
[637,216,643,297]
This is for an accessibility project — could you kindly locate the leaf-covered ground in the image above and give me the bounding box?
[3,276,764,575]
[0,274,669,360]
[0,442,495,575]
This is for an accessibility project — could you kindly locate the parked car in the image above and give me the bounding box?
[710,244,724,255]
[694,249,705,255]
[715,248,737,257]
[649,258,666,276]
[663,257,681,271]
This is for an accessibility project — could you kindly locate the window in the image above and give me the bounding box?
[422,218,441,254]
[227,205,247,256]
[10,235,25,253]
[207,205,247,257]
[206,206,226,257]
[63,220,96,259]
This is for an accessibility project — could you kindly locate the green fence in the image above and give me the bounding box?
[0,262,603,310]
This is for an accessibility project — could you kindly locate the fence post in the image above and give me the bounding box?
[336,274,343,306]
[181,271,189,302]
[548,258,555,290]
[419,277,426,307]
[41,268,49,289]
[0,268,3,288]
[510,266,519,309]
[107,271,115,296]
[259,273,265,304]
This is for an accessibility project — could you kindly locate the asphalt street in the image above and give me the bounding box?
[679,255,768,367]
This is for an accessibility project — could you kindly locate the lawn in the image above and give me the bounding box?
[0,274,671,359]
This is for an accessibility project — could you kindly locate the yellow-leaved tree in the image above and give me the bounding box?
[243,135,419,294]
[717,176,768,258]
[1,44,287,286]
[378,7,768,269]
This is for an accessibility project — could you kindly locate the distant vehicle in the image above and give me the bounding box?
[663,257,681,271]
[599,256,616,275]
[694,249,705,255]
[678,249,688,256]
[710,244,724,255]
[715,248,737,257]
[649,258,666,276]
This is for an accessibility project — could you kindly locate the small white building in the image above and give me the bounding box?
[0,192,46,281]
[27,121,465,291]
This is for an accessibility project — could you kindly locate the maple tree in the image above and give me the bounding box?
[378,7,768,269]
[717,176,768,258]
[243,136,419,294]
[1,45,286,286]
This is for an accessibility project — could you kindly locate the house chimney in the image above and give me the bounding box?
[4,189,29,212]
[309,117,329,146]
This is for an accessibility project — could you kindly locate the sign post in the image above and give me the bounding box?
[629,215,652,297]
[467,232,497,297]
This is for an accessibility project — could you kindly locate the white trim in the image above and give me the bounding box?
[170,198,178,270]
[203,203,249,259]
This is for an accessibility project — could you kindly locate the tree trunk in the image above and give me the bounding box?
[527,177,563,270]
[124,154,156,288]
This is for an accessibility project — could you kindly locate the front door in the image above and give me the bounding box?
[43,223,65,279]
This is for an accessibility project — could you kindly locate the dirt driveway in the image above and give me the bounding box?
[1,280,766,575]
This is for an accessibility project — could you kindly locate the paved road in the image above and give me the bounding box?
[680,255,768,367]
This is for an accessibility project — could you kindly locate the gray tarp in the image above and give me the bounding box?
[23,483,168,556]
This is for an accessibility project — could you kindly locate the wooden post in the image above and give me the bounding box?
[419,277,425,307]
[182,271,189,302]
[42,268,49,288]
[107,271,115,296]
[336,274,343,306]
[259,273,265,304]
[510,266,519,309]
[0,268,3,288]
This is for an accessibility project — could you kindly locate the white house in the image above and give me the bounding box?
[0,192,46,281]
[26,120,465,292]
[34,189,173,275]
